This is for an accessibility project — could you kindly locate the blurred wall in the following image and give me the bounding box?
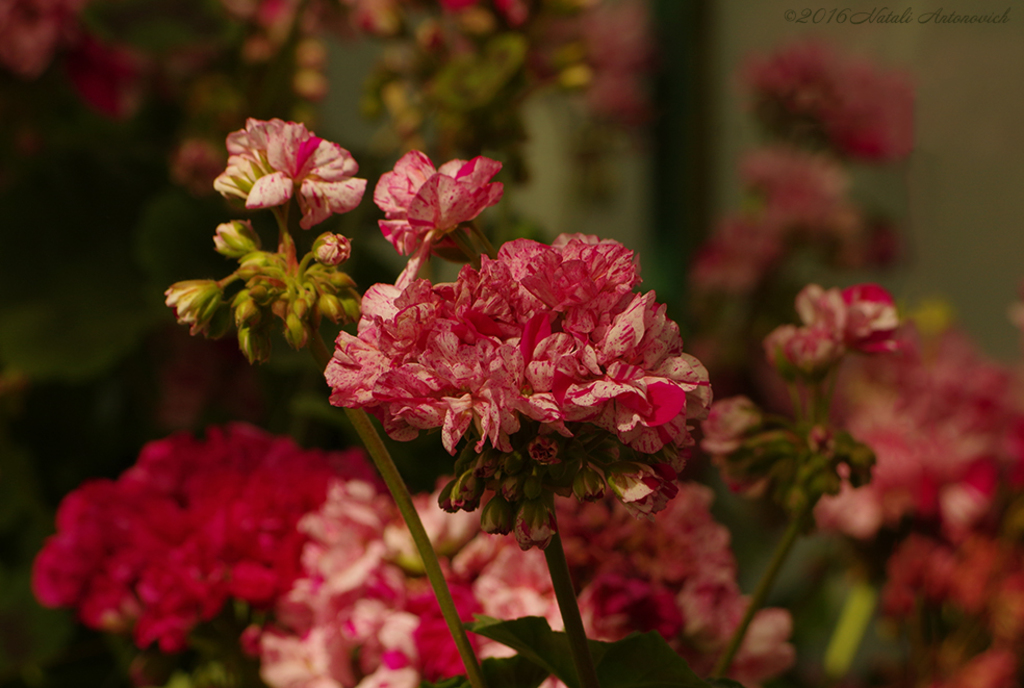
[709,1,1024,358]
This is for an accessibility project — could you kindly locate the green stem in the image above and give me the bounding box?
[712,501,811,679]
[544,531,601,688]
[308,339,487,688]
[451,227,483,269]
[469,223,498,260]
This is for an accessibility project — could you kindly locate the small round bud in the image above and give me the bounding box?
[313,233,352,266]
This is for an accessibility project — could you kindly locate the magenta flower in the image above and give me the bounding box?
[374,150,503,287]
[214,118,367,229]
[31,425,374,653]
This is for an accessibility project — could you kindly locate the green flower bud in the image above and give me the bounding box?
[164,280,224,336]
[213,220,260,258]
[480,495,514,535]
[318,293,343,324]
[233,292,261,328]
[502,450,526,475]
[284,312,308,350]
[572,464,607,502]
[238,326,271,364]
[523,474,543,501]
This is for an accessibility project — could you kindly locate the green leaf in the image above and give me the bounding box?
[468,616,716,688]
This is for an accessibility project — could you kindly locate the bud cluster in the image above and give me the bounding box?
[702,396,877,520]
[438,423,683,550]
[165,226,360,364]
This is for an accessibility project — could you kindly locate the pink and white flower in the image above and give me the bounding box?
[214,118,367,229]
[374,151,503,288]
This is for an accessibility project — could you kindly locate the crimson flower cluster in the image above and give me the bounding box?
[31,424,374,653]
[326,233,712,548]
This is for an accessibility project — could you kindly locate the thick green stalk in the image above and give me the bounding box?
[309,337,487,688]
[544,532,601,688]
[712,502,811,679]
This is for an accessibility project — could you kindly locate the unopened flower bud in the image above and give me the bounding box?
[528,436,560,465]
[165,280,224,336]
[438,478,457,512]
[213,220,260,258]
[233,292,261,328]
[513,499,556,550]
[313,233,352,266]
[238,326,271,364]
[607,462,679,520]
[503,450,526,475]
[341,294,361,322]
[284,312,308,349]
[473,447,502,479]
[480,495,514,535]
[501,474,524,502]
[318,293,343,323]
[450,471,483,511]
[523,474,543,501]
[573,465,607,502]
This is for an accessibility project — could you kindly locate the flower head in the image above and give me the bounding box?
[214,118,367,229]
[374,151,503,287]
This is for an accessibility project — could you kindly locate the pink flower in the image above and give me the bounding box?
[64,34,143,119]
[701,395,762,456]
[606,463,679,520]
[740,146,860,239]
[0,0,85,80]
[32,425,374,653]
[689,215,784,295]
[841,282,899,352]
[374,151,503,288]
[214,118,367,229]
[763,323,844,379]
[581,0,653,126]
[743,40,914,162]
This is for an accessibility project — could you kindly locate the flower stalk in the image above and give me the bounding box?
[309,336,487,688]
[544,531,602,688]
[712,500,812,679]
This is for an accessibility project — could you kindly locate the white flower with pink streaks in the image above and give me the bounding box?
[327,234,710,458]
[374,151,503,288]
[214,118,367,229]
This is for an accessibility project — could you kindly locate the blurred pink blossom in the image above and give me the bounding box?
[743,40,914,162]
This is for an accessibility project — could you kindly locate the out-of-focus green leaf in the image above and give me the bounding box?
[468,616,718,688]
[432,34,527,111]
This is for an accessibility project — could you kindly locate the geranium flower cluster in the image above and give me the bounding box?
[815,326,1023,540]
[743,39,914,162]
[881,533,1024,688]
[764,282,899,380]
[691,147,861,295]
[257,478,795,688]
[31,424,375,653]
[326,233,712,548]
